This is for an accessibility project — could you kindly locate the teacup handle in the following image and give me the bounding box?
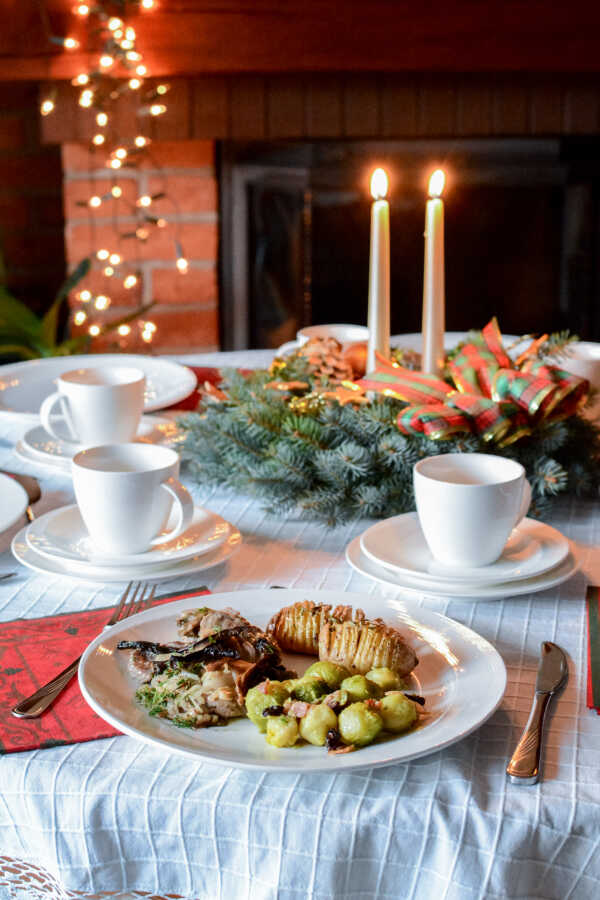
[150,476,194,546]
[40,391,80,444]
[515,478,532,527]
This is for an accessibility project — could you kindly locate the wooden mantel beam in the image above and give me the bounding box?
[3,1,600,80]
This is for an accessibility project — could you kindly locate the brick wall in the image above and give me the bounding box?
[63,139,219,353]
[0,82,65,316]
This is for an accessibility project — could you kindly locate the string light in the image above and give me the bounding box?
[96,249,110,260]
[156,84,169,95]
[141,320,157,342]
[115,148,127,160]
[118,324,131,336]
[96,112,108,127]
[40,98,55,116]
[125,27,136,40]
[108,18,122,31]
[123,274,138,289]
[109,253,121,265]
[72,73,89,86]
[136,227,149,240]
[74,4,89,16]
[88,324,101,336]
[120,39,134,50]
[103,266,114,277]
[64,37,79,50]
[111,186,122,198]
[136,64,147,76]
[89,195,102,208]
[141,0,155,9]
[92,133,105,145]
[73,310,87,325]
[110,158,122,169]
[134,135,148,147]
[126,50,141,61]
[157,217,167,228]
[79,89,94,107]
[129,78,142,90]
[79,290,92,302]
[150,104,166,116]
[176,257,188,274]
[94,295,111,310]
[137,195,152,207]
[99,55,114,68]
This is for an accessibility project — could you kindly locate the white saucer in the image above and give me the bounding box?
[360,514,569,585]
[12,524,241,583]
[26,504,231,568]
[0,474,28,534]
[346,536,579,600]
[22,415,177,464]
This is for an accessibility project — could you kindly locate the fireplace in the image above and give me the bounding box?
[219,137,600,350]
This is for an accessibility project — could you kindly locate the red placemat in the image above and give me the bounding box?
[0,586,210,754]
[170,366,221,411]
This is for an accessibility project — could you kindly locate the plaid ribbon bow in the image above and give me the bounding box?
[358,319,589,446]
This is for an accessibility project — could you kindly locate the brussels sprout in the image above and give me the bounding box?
[379,692,418,734]
[298,704,338,746]
[338,702,383,747]
[340,675,377,703]
[266,715,299,748]
[365,667,405,693]
[304,661,349,688]
[292,676,329,703]
[245,681,290,733]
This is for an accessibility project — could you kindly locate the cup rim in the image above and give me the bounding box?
[59,366,146,387]
[72,442,178,474]
[414,452,525,487]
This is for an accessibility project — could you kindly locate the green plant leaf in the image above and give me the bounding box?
[41,257,91,348]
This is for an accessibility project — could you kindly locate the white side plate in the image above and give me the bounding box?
[0,354,197,416]
[79,587,507,773]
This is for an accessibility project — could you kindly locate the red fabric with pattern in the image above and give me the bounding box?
[0,587,210,754]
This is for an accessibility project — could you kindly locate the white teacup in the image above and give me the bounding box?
[40,367,145,447]
[413,453,532,568]
[563,343,600,419]
[72,443,194,556]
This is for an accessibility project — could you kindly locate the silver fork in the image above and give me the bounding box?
[12,581,157,719]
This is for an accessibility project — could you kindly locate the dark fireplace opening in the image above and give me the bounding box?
[219,138,600,350]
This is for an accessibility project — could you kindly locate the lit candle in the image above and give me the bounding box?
[422,168,446,376]
[366,168,390,372]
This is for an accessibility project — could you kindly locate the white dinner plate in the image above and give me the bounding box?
[22,415,177,464]
[12,524,241,583]
[360,514,569,585]
[347,536,579,600]
[14,440,72,473]
[78,587,507,772]
[26,504,232,567]
[0,354,197,416]
[0,474,28,534]
[276,331,523,358]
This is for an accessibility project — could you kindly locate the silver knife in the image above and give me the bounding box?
[506,641,568,784]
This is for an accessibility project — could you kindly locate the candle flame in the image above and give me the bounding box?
[428,169,445,198]
[370,168,388,200]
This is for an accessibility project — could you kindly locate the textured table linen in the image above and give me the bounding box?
[0,349,599,900]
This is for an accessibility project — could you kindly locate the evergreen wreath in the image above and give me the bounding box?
[177,333,600,527]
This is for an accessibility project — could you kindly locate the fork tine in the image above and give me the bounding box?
[133,583,156,617]
[119,581,143,622]
[106,581,134,627]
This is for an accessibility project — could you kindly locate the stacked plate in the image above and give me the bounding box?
[347,513,578,600]
[15,415,178,472]
[11,504,241,583]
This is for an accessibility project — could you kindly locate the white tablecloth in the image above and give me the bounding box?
[1,351,599,900]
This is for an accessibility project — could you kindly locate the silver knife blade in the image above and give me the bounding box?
[535,641,568,693]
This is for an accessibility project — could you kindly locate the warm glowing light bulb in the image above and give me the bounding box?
[156,84,168,95]
[118,324,131,336]
[141,0,155,8]
[72,73,89,86]
[136,64,147,76]
[120,39,134,50]
[96,249,110,260]
[40,99,55,116]
[156,217,167,228]
[126,51,141,61]
[125,27,136,40]
[74,4,89,16]
[99,55,114,68]
[129,78,142,90]
[370,168,388,200]
[137,195,152,207]
[176,257,188,273]
[114,29,123,40]
[123,274,138,289]
[89,195,102,208]
[103,266,114,277]
[74,310,87,325]
[134,135,147,147]
[64,37,79,50]
[96,112,108,127]
[109,253,121,265]
[108,17,122,31]
[92,133,105,145]
[111,186,122,198]
[94,295,110,310]
[150,104,166,116]
[79,89,94,108]
[115,147,127,159]
[136,227,149,240]
[428,169,445,198]
[79,289,92,302]
[89,324,101,336]
[110,159,122,169]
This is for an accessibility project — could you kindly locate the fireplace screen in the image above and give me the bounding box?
[219,139,600,350]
